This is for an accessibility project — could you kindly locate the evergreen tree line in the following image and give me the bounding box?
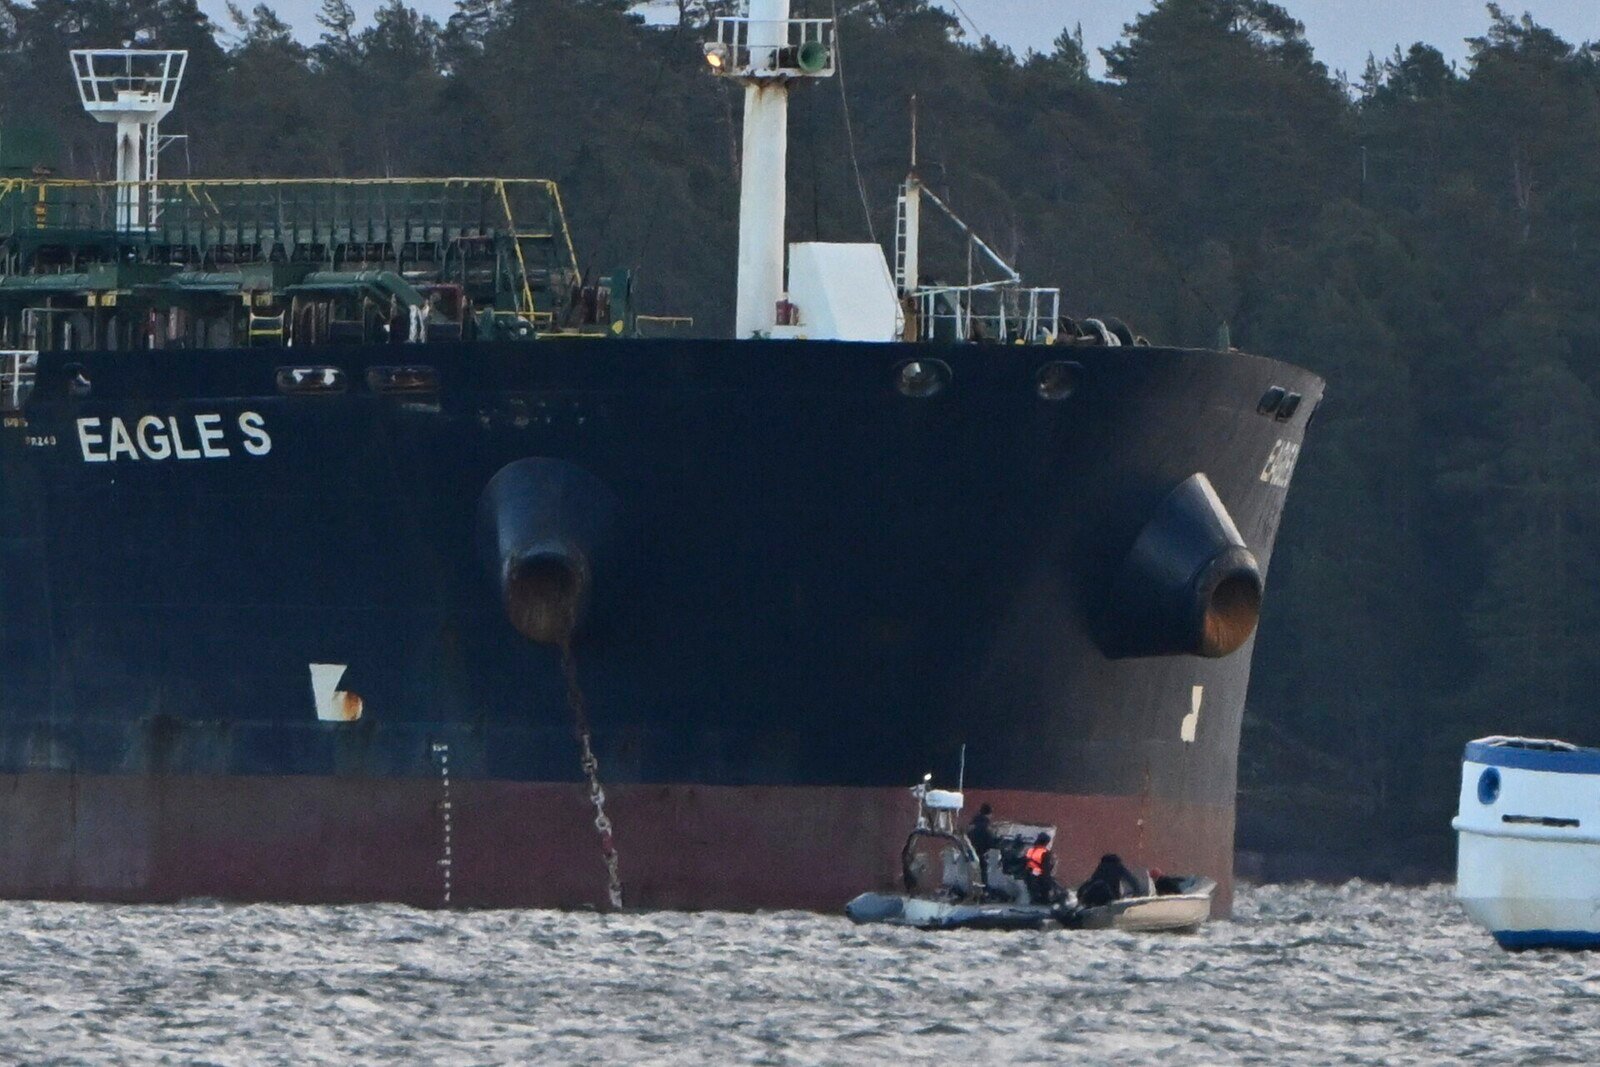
[2,0,1596,871]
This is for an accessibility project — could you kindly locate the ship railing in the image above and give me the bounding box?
[914,284,1060,344]
[0,350,37,412]
[0,177,580,272]
[709,17,835,79]
[0,177,583,332]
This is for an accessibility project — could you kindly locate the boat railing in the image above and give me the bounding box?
[0,350,37,412]
[915,284,1060,344]
[1472,735,1580,752]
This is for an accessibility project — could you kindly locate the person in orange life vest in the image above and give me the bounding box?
[1023,831,1061,904]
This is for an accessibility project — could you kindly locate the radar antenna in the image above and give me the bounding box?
[70,49,187,230]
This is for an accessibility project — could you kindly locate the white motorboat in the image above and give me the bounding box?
[1071,878,1216,932]
[1454,735,1600,949]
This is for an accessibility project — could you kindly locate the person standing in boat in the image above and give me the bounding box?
[967,803,996,885]
[1076,853,1145,907]
[1024,832,1062,904]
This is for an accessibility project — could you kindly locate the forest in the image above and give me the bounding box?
[1,0,1596,875]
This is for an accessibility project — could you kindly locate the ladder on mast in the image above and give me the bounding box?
[893,183,910,294]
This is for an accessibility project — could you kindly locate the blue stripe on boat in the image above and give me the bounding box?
[1465,741,1600,775]
[1493,929,1600,949]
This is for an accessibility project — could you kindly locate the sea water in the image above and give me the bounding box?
[0,882,1595,1063]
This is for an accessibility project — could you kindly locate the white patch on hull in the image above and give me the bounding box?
[309,663,363,722]
[1180,685,1202,743]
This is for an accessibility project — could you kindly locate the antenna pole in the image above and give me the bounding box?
[896,95,922,298]
[909,94,918,170]
[957,743,966,793]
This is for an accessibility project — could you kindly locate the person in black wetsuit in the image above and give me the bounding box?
[1148,866,1183,895]
[1076,853,1145,908]
[967,804,995,885]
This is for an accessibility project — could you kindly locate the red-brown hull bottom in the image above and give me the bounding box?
[0,774,1235,916]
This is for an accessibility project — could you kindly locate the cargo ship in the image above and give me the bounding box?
[0,21,1321,914]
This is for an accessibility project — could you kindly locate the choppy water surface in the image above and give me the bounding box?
[1,882,1596,1063]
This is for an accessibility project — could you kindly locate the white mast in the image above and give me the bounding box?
[736,0,789,340]
[895,96,921,296]
[70,49,187,231]
[706,4,835,338]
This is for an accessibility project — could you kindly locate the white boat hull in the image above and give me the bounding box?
[1454,738,1600,949]
[1076,891,1213,933]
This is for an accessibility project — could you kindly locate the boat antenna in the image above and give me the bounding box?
[957,742,966,793]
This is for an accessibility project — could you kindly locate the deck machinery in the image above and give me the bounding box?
[0,175,628,352]
[2,49,623,354]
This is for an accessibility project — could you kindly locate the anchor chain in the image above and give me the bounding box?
[560,642,623,910]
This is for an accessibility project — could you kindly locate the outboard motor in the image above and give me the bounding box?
[477,458,619,644]
[1098,472,1262,659]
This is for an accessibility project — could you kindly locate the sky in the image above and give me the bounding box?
[199,0,1595,80]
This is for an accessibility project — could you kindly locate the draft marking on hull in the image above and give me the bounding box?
[432,741,453,906]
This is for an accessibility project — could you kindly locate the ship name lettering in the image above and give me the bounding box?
[1259,438,1299,489]
[76,412,272,463]
[238,411,271,456]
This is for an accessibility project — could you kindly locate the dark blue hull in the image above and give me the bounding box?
[0,337,1320,909]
